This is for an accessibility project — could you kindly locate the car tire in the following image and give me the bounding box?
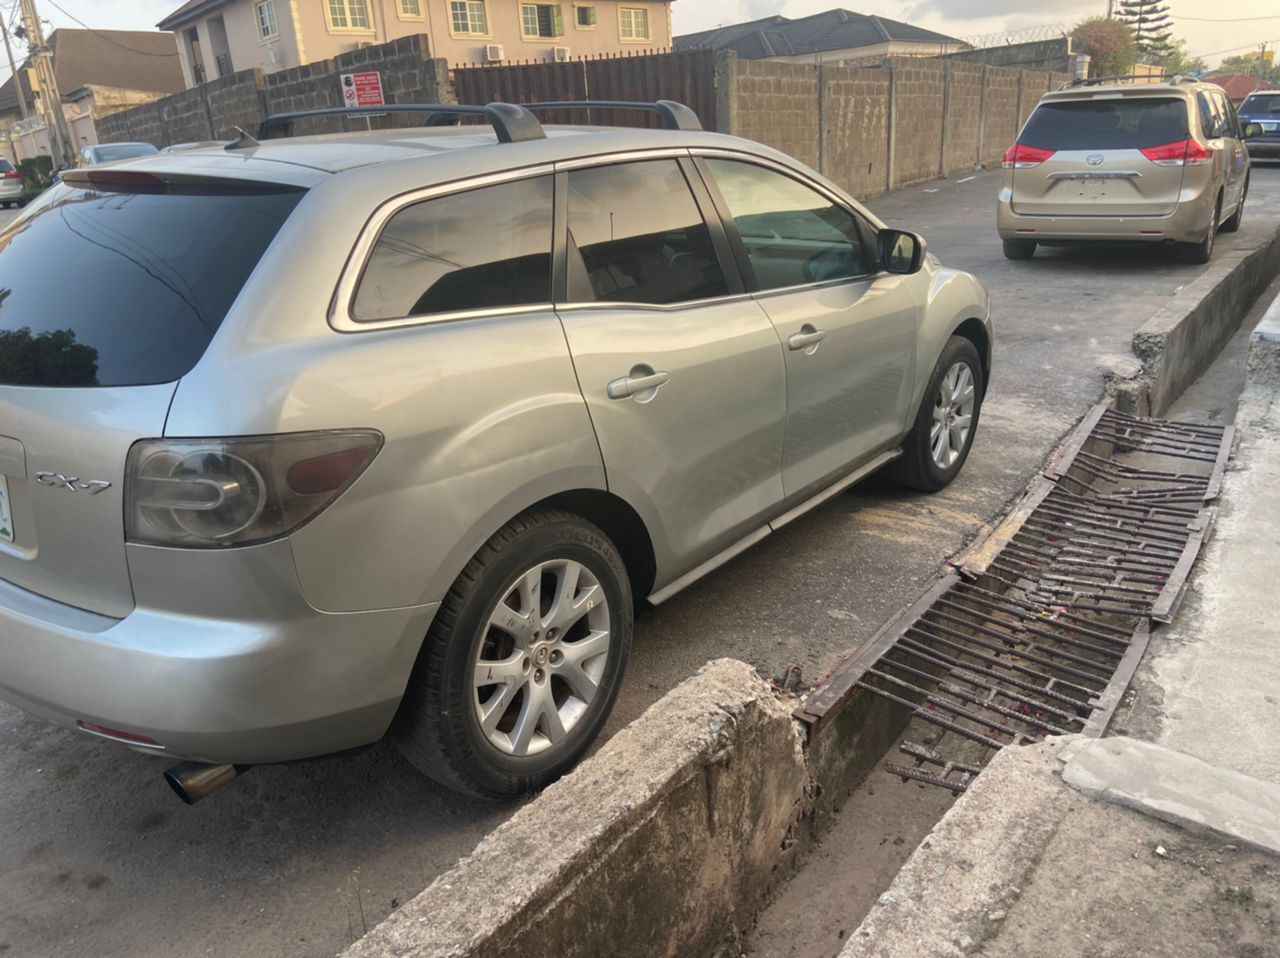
[1181,198,1220,264]
[1220,177,1248,233]
[1002,238,1036,260]
[394,509,633,800]
[890,335,984,492]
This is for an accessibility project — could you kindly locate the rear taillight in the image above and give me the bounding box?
[1001,144,1056,169]
[125,430,382,548]
[1140,139,1211,167]
[1,170,19,179]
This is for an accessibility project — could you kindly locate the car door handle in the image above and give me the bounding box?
[787,327,826,352]
[607,369,671,400]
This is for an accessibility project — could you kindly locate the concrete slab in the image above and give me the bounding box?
[1059,737,1280,857]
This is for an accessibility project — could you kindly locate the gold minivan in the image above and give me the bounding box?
[997,77,1263,263]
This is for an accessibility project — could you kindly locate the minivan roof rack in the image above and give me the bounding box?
[520,100,703,132]
[256,102,546,143]
[1058,73,1198,90]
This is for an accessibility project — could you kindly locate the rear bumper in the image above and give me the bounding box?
[0,540,437,765]
[0,181,22,200]
[996,181,1214,244]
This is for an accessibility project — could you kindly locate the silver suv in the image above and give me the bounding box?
[0,101,991,802]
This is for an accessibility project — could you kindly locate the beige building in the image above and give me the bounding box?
[159,0,674,86]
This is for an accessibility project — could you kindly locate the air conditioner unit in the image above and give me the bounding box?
[485,44,505,63]
[553,46,571,62]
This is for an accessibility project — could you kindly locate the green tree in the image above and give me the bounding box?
[1156,38,1207,77]
[1117,0,1174,61]
[1072,16,1138,77]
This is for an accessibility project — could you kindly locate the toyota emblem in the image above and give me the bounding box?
[1086,154,1104,166]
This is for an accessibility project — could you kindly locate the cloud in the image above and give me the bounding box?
[904,0,1095,20]
[740,0,784,20]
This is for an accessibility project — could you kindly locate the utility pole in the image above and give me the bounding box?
[17,0,73,168]
[1,18,30,123]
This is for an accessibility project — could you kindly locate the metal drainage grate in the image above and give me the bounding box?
[795,405,1233,795]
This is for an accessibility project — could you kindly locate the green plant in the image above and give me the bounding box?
[17,155,53,190]
[1073,16,1138,77]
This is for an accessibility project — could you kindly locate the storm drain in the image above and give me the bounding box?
[795,405,1233,794]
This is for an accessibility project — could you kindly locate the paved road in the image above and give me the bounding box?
[3,166,1280,958]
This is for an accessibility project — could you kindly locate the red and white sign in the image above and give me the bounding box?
[341,71,384,108]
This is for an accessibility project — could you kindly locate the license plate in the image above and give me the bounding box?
[0,474,13,542]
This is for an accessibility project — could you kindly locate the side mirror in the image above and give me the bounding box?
[1243,122,1263,140]
[878,229,927,275]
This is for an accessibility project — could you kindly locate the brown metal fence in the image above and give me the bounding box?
[452,49,718,131]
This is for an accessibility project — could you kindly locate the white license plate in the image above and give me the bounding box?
[0,473,13,542]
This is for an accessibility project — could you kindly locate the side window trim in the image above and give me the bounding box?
[690,153,881,295]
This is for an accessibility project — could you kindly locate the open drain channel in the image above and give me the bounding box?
[795,405,1233,794]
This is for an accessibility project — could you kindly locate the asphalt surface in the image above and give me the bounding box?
[3,165,1280,958]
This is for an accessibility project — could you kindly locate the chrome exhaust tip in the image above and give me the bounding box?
[163,762,249,805]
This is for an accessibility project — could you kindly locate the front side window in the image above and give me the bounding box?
[256,0,278,39]
[704,159,872,291]
[327,0,371,31]
[450,0,488,33]
[566,159,727,306]
[352,177,553,322]
[619,7,649,40]
[521,3,564,38]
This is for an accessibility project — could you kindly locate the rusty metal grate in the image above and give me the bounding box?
[795,404,1233,795]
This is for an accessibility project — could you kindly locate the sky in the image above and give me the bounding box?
[6,0,1280,72]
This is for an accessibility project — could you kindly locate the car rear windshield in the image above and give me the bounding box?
[1020,98,1190,150]
[0,183,302,387]
[1241,94,1280,114]
[94,143,159,162]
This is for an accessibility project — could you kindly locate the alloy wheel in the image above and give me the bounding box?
[930,361,976,470]
[473,559,611,757]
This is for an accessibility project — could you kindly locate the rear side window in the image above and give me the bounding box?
[704,158,873,291]
[352,176,553,322]
[0,184,301,387]
[1020,98,1190,150]
[566,159,728,306]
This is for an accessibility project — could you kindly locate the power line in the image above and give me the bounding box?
[42,0,178,56]
[1172,15,1280,23]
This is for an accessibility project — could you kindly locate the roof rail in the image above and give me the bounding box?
[256,102,546,143]
[1057,73,1190,91]
[520,100,703,132]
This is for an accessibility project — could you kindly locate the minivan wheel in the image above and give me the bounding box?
[890,336,984,492]
[1002,238,1037,261]
[1181,199,1220,264]
[395,509,633,800]
[1220,178,1247,233]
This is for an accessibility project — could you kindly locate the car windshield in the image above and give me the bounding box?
[1020,98,1189,150]
[0,182,303,387]
[94,143,159,162]
[1240,94,1280,114]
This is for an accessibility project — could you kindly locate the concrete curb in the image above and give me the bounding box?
[1246,281,1280,387]
[342,659,811,958]
[1109,224,1280,416]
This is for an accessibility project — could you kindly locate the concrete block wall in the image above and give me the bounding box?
[822,66,889,200]
[942,62,984,176]
[203,71,269,139]
[730,58,821,173]
[980,65,1021,167]
[889,58,947,188]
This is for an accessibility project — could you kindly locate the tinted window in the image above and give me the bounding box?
[566,159,727,305]
[353,176,553,322]
[705,159,872,291]
[1020,98,1190,150]
[1216,92,1241,137]
[0,184,301,387]
[93,143,160,163]
[1241,94,1280,115]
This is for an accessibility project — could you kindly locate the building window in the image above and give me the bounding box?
[327,0,372,31]
[450,0,488,34]
[619,7,649,41]
[521,3,564,39]
[255,0,278,39]
[575,4,596,28]
[399,0,422,16]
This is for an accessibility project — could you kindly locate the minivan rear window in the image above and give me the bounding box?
[0,184,302,387]
[1020,98,1190,151]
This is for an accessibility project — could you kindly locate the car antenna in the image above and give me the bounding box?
[225,127,260,151]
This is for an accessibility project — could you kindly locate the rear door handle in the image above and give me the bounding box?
[787,326,826,352]
[607,369,671,400]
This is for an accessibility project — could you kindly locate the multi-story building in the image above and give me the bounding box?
[159,0,675,87]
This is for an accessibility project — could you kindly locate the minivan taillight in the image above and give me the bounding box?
[125,430,382,548]
[1140,139,1211,166]
[1002,144,1056,169]
[1,170,19,180]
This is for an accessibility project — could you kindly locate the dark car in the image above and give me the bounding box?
[1238,91,1280,160]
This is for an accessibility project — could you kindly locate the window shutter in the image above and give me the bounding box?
[551,5,564,37]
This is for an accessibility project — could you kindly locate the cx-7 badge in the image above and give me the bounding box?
[34,472,112,494]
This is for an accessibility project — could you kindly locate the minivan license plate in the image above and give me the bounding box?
[0,473,13,542]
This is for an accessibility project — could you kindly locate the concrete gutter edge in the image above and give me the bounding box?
[342,658,812,958]
[1108,223,1280,416]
